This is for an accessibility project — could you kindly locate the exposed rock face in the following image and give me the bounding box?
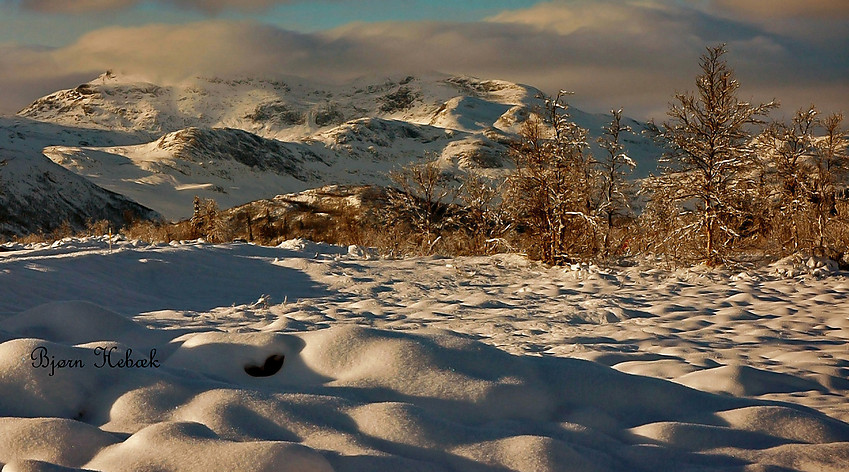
[154,127,321,181]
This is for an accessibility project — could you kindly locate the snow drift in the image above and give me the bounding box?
[0,239,847,471]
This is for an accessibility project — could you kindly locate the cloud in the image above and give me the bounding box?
[694,0,849,45]
[11,0,301,14]
[708,0,849,20]
[17,0,137,13]
[0,1,846,120]
[59,21,319,78]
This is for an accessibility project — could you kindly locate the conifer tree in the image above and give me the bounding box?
[648,44,776,263]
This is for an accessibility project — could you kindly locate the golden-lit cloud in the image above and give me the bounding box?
[18,0,137,13]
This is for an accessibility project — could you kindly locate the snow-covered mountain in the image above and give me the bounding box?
[0,117,158,238]
[18,73,534,140]
[42,127,330,219]
[14,72,663,221]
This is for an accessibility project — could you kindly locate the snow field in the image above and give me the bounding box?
[0,238,848,471]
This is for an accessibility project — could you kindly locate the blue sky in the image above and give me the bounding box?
[0,0,847,119]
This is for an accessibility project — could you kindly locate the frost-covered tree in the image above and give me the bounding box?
[596,109,636,254]
[506,91,599,263]
[758,109,849,254]
[809,113,849,251]
[387,157,456,253]
[457,171,511,254]
[648,44,776,263]
[757,107,819,251]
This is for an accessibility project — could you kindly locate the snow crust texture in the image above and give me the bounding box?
[0,239,848,471]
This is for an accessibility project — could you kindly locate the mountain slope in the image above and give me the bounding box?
[0,118,158,238]
[16,73,664,221]
[40,118,512,220]
[42,127,330,219]
[17,73,536,139]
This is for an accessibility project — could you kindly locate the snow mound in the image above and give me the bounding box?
[629,421,787,451]
[0,417,117,468]
[676,364,828,396]
[275,238,349,257]
[86,421,333,472]
[0,241,848,470]
[770,253,841,278]
[0,338,112,418]
[166,331,326,386]
[2,310,847,471]
[718,406,849,444]
[0,241,329,315]
[0,301,167,347]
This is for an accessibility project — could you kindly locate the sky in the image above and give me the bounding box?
[0,0,847,120]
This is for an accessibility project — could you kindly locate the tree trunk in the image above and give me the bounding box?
[245,212,253,242]
[705,215,714,263]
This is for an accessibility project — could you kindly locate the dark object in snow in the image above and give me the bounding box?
[244,354,285,377]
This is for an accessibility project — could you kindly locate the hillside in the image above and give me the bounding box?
[15,73,663,221]
[0,118,158,238]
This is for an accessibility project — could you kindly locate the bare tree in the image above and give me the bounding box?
[596,108,636,255]
[810,113,849,252]
[457,171,511,254]
[506,91,599,264]
[758,109,849,255]
[757,107,818,251]
[648,44,777,263]
[387,157,456,253]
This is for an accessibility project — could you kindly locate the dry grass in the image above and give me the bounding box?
[9,184,849,270]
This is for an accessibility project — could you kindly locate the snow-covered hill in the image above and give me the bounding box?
[42,127,331,219]
[0,118,158,238]
[16,73,662,220]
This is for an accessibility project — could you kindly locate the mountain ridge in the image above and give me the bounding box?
[5,72,663,229]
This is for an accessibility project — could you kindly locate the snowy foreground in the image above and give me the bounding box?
[1,238,848,472]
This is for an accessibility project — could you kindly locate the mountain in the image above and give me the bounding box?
[18,73,533,139]
[0,118,158,238]
[41,127,329,219]
[15,72,663,221]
